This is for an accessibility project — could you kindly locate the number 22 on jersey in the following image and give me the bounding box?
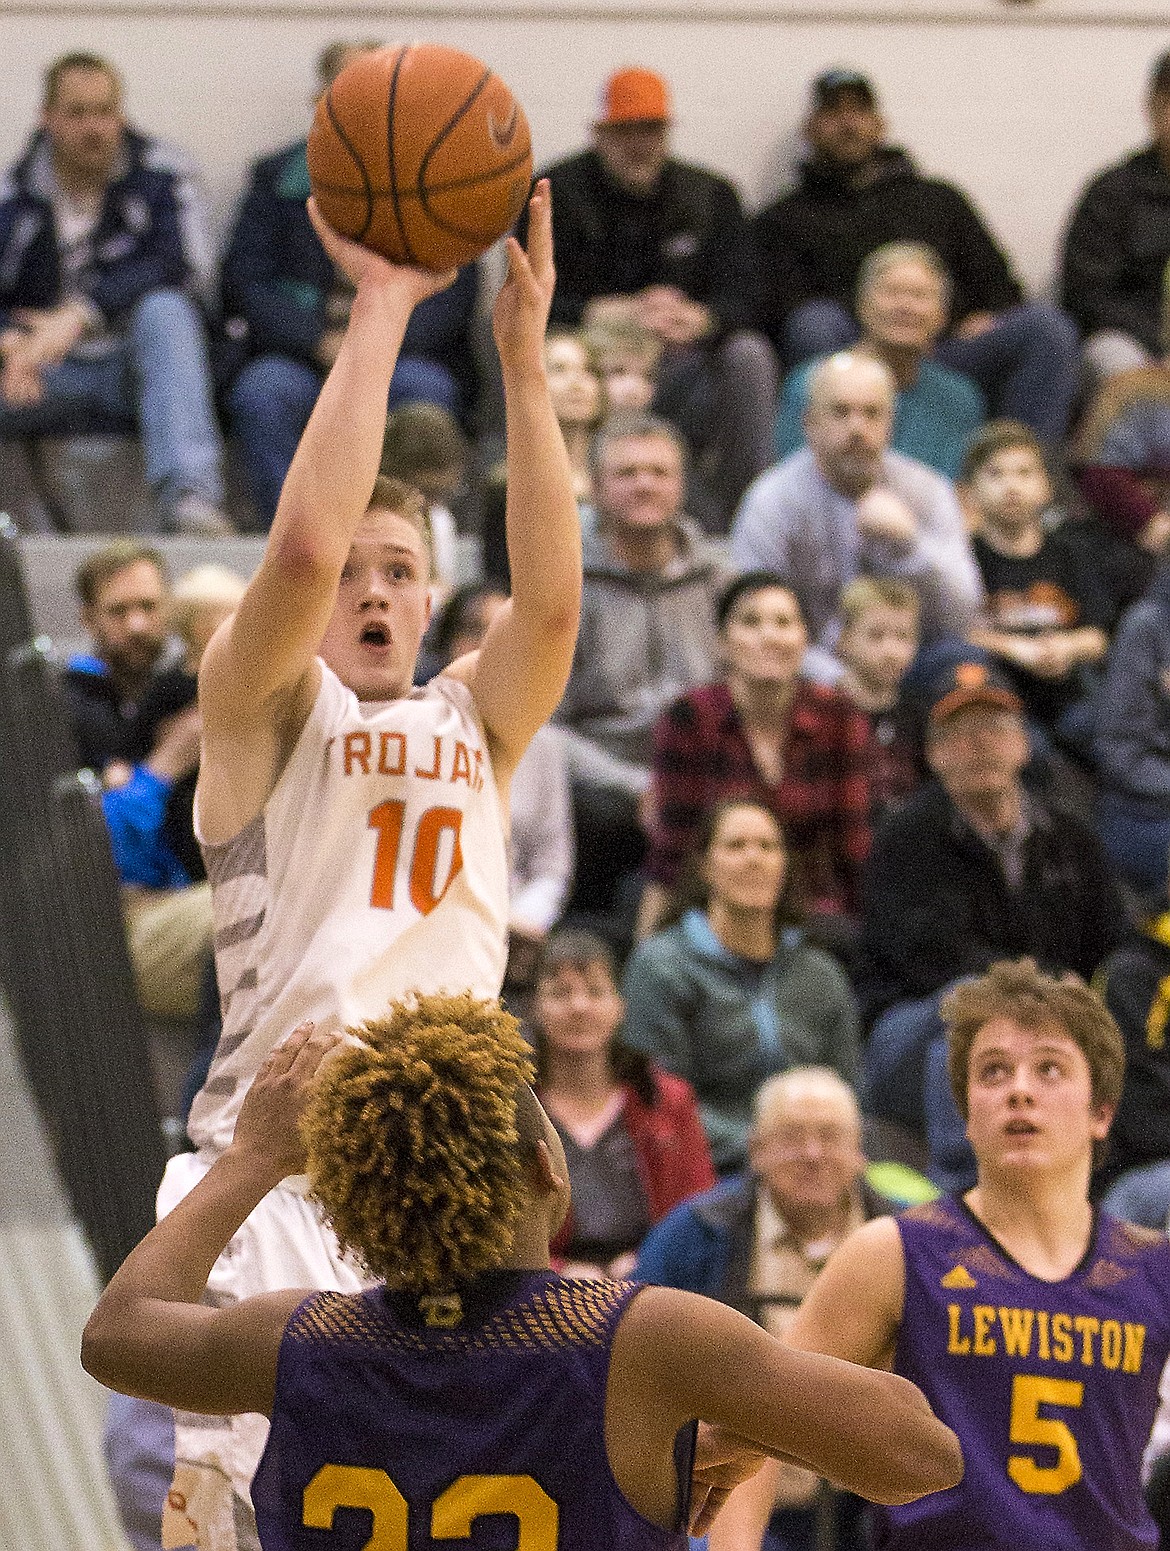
[368,800,464,915]
[304,1466,558,1551]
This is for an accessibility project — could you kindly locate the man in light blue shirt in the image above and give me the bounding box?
[773,243,985,480]
[732,350,983,649]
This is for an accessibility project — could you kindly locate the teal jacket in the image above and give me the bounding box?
[622,910,861,1171]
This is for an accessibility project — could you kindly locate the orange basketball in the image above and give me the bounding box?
[307,43,533,270]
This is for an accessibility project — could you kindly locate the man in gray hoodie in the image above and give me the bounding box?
[555,410,724,931]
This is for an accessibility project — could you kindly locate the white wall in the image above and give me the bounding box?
[0,3,1166,294]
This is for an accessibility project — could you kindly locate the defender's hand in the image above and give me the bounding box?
[690,1424,769,1536]
[230,1022,343,1182]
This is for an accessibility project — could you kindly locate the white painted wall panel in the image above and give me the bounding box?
[0,5,1164,294]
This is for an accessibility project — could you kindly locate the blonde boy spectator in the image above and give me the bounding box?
[835,576,923,822]
[379,401,467,596]
[584,315,662,412]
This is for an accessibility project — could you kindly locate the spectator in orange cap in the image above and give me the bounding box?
[520,66,778,534]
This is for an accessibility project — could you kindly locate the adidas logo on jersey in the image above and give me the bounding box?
[941,1265,978,1289]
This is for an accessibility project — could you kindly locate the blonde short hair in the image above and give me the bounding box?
[169,564,247,646]
[839,575,921,631]
[367,474,434,578]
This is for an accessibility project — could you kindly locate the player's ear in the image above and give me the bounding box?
[1089,1099,1115,1142]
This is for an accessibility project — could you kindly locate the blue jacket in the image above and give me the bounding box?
[0,128,196,330]
[635,1170,900,1316]
[1095,562,1170,804]
[220,141,478,401]
[64,651,194,890]
[102,765,190,890]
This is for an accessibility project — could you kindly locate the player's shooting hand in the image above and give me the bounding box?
[305,197,455,308]
[690,1424,769,1537]
[230,1021,344,1182]
[492,178,555,371]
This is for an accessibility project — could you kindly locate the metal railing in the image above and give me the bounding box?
[0,513,166,1285]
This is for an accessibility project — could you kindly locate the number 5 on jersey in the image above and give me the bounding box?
[368,800,464,915]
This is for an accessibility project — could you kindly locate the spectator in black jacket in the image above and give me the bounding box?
[1062,50,1170,383]
[524,66,777,531]
[64,538,192,776]
[220,40,478,527]
[855,660,1128,1189]
[1094,910,1170,1228]
[754,69,1080,445]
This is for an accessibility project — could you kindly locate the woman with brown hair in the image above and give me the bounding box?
[624,799,860,1172]
[530,929,715,1278]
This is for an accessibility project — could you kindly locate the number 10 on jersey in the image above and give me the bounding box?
[368,800,464,915]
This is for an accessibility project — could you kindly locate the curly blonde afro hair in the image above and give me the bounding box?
[301,992,536,1294]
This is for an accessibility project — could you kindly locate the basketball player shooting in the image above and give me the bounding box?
[84,1009,962,1551]
[153,181,582,1550]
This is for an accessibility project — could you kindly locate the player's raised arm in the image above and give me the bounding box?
[81,1025,339,1417]
[459,181,582,777]
[200,210,453,729]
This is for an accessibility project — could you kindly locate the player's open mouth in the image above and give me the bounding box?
[1004,1120,1039,1135]
[361,624,391,648]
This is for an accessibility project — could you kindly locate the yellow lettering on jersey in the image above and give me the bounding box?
[1073,1315,1100,1365]
[1124,1323,1146,1374]
[303,1470,559,1551]
[378,731,406,776]
[972,1305,997,1356]
[433,1476,558,1551]
[451,741,472,786]
[1051,1314,1074,1363]
[303,1465,407,1550]
[1036,1310,1050,1361]
[947,1303,971,1355]
[415,735,442,780]
[344,731,372,775]
[998,1307,1034,1358]
[1100,1320,1123,1370]
[1147,972,1170,1050]
[945,1303,1147,1373]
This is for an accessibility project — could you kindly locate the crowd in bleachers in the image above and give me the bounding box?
[13,39,1170,1551]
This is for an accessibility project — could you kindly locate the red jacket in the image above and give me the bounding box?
[547,1066,716,1261]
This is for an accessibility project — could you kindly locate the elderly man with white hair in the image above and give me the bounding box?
[730,348,983,648]
[636,1065,912,1551]
[773,243,986,479]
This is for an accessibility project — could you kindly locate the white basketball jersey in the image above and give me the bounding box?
[187,664,510,1154]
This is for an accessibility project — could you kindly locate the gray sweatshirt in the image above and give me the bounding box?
[729,446,983,647]
[554,512,726,795]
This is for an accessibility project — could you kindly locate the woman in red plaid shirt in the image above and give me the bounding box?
[638,572,875,945]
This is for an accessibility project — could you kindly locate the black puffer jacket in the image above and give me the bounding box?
[1096,915,1170,1181]
[753,146,1023,347]
[1062,145,1170,356]
[525,148,761,336]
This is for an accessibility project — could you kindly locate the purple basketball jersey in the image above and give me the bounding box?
[875,1197,1170,1551]
[251,1271,692,1551]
